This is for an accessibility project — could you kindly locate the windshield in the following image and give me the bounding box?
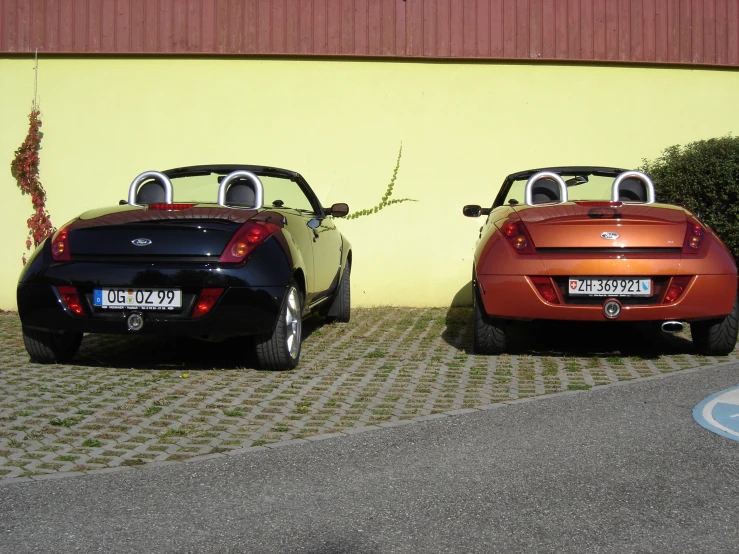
[503,174,616,205]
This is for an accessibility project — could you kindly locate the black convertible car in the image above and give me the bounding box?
[17,165,352,370]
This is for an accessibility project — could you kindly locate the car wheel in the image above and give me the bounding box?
[255,283,303,370]
[22,326,83,364]
[690,294,739,356]
[473,283,507,354]
[327,262,351,323]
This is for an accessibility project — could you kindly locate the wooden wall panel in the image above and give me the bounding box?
[1,0,738,68]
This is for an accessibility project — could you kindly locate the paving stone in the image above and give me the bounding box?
[0,309,735,481]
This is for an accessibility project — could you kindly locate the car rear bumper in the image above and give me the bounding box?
[477,273,737,322]
[17,283,286,340]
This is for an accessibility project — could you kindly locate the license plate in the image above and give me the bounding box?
[568,278,652,296]
[93,288,182,310]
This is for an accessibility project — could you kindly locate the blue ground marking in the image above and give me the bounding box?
[693,386,739,442]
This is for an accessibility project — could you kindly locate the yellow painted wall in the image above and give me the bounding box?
[1,58,737,310]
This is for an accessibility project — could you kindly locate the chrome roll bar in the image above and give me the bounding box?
[524,171,568,206]
[611,171,655,204]
[127,171,174,206]
[217,170,265,209]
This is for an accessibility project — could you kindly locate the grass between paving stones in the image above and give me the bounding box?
[0,308,735,478]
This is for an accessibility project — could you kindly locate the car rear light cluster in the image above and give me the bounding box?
[147,203,196,211]
[192,288,224,318]
[662,276,692,304]
[219,221,281,263]
[530,276,561,304]
[499,216,536,254]
[682,218,705,254]
[51,226,72,262]
[56,285,86,316]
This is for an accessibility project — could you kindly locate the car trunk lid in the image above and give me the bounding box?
[515,203,687,250]
[514,203,687,274]
[67,205,258,260]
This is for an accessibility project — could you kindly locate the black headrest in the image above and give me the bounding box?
[618,178,647,202]
[225,179,256,207]
[136,181,166,204]
[531,178,560,204]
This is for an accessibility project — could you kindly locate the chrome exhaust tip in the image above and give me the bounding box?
[127,312,144,331]
[603,299,622,319]
[661,321,684,333]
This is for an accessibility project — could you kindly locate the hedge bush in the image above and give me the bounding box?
[640,134,739,261]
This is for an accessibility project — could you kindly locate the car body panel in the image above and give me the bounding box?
[469,166,737,325]
[17,164,351,344]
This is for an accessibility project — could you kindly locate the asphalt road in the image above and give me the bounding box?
[2,364,738,554]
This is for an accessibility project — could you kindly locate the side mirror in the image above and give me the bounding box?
[330,203,350,218]
[463,205,482,217]
[463,205,491,217]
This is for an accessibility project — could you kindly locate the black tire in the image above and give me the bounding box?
[327,262,351,323]
[691,294,739,356]
[22,326,82,364]
[255,283,303,370]
[473,282,507,354]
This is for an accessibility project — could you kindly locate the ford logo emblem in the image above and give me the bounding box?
[601,232,619,240]
[131,238,152,246]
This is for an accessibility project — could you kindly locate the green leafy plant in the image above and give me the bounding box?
[345,144,417,220]
[640,134,739,260]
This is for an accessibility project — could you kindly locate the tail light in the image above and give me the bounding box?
[147,203,196,211]
[530,276,561,304]
[662,276,692,304]
[51,224,72,262]
[219,221,281,263]
[682,218,705,254]
[192,288,224,318]
[498,217,536,254]
[575,201,623,208]
[56,285,85,316]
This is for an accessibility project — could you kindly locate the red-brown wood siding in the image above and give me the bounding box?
[1,0,738,67]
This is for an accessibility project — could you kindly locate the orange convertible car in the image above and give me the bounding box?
[464,166,738,355]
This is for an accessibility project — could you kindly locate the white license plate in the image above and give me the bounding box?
[568,278,652,297]
[93,288,182,310]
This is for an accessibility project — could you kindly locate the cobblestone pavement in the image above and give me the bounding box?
[0,308,735,482]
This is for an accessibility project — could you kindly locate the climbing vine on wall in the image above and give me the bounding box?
[344,144,417,220]
[10,108,54,265]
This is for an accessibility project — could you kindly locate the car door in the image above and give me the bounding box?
[261,175,341,301]
[307,213,343,297]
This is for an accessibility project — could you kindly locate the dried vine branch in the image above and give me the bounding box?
[10,108,54,265]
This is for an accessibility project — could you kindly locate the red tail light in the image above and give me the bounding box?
[51,225,72,262]
[575,201,623,207]
[530,276,561,304]
[499,217,536,254]
[662,276,692,304]
[192,288,224,318]
[682,218,705,254]
[219,221,281,263]
[56,285,85,316]
[147,203,196,211]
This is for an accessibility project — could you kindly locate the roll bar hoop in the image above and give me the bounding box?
[127,171,174,207]
[611,171,656,204]
[524,171,569,206]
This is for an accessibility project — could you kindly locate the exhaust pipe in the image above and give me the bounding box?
[661,321,684,333]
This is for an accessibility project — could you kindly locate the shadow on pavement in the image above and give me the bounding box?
[72,317,325,370]
[442,281,696,359]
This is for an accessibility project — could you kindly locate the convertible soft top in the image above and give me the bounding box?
[163,164,302,181]
[505,166,628,181]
